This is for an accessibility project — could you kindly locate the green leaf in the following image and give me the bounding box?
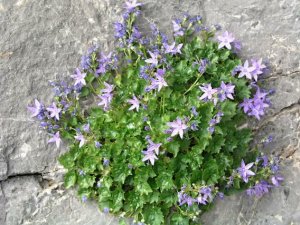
[80,87,90,97]
[78,175,95,188]
[143,205,164,225]
[64,170,77,189]
[171,213,190,225]
[156,171,174,192]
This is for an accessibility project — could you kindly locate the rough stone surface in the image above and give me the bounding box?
[0,0,299,224]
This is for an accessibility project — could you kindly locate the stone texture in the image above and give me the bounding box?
[0,0,299,224]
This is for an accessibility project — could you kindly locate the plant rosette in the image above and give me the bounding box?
[28,1,283,224]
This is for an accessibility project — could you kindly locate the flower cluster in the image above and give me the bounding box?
[28,1,281,224]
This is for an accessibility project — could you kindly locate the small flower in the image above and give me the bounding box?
[145,51,158,66]
[74,133,85,148]
[172,20,184,36]
[238,60,255,80]
[251,58,266,81]
[199,84,218,101]
[81,195,87,202]
[48,131,61,148]
[127,95,140,111]
[167,118,188,139]
[164,42,183,55]
[102,82,114,94]
[46,102,62,120]
[103,207,110,214]
[218,81,235,101]
[97,181,102,188]
[95,141,102,148]
[124,0,142,11]
[27,99,42,118]
[238,160,255,183]
[217,31,235,49]
[70,68,86,86]
[83,123,90,133]
[142,149,158,165]
[271,175,284,187]
[191,106,198,117]
[103,158,110,166]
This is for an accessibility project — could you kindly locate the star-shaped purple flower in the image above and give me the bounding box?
[48,131,61,148]
[238,160,255,183]
[199,83,218,100]
[147,139,162,155]
[251,58,266,81]
[238,60,255,80]
[127,95,140,111]
[145,51,158,66]
[27,99,42,118]
[167,118,188,139]
[164,42,183,55]
[218,81,235,101]
[142,149,158,165]
[101,82,114,94]
[217,31,235,49]
[71,68,86,86]
[172,20,184,36]
[74,133,85,148]
[98,93,113,110]
[46,102,62,120]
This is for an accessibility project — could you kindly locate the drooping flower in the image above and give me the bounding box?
[191,106,198,117]
[46,102,62,120]
[164,42,183,55]
[238,60,255,80]
[27,99,42,118]
[83,123,90,133]
[199,84,218,100]
[48,131,61,148]
[218,81,235,101]
[145,51,158,66]
[237,160,255,183]
[217,31,235,49]
[167,118,188,139]
[271,175,284,187]
[246,180,272,197]
[74,133,85,148]
[127,95,140,112]
[70,68,86,86]
[95,141,102,149]
[114,22,126,38]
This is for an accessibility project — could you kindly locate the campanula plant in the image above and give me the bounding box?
[28,1,283,224]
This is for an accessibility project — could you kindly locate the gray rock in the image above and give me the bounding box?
[0,0,299,224]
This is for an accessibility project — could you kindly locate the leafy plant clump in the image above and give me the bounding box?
[28,1,283,224]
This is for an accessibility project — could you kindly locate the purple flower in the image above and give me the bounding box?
[217,31,235,49]
[246,180,272,197]
[190,122,198,131]
[98,93,113,110]
[199,84,218,101]
[218,81,235,101]
[114,22,126,38]
[145,51,158,66]
[271,175,284,187]
[81,195,88,202]
[102,82,114,94]
[164,42,183,55]
[178,192,195,206]
[74,133,85,148]
[238,60,255,80]
[79,170,85,176]
[172,20,184,36]
[147,139,162,155]
[95,141,102,148]
[103,207,110,214]
[28,99,42,118]
[142,149,158,165]
[127,95,140,112]
[48,131,61,148]
[124,0,142,11]
[251,58,266,81]
[147,69,168,92]
[70,68,86,86]
[237,160,255,183]
[83,123,90,133]
[240,98,253,113]
[167,118,188,139]
[103,158,110,166]
[46,102,62,120]
[97,181,102,188]
[191,106,198,117]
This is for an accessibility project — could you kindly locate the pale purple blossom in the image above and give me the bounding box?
[83,123,90,133]
[46,102,62,120]
[246,180,272,197]
[167,118,188,139]
[124,0,142,11]
[48,131,61,148]
[217,31,235,49]
[142,150,158,165]
[271,175,284,187]
[147,69,168,92]
[218,81,235,101]
[74,133,85,148]
[103,158,110,166]
[251,58,266,81]
[27,99,42,118]
[127,95,140,111]
[199,84,218,100]
[142,138,161,166]
[71,68,86,86]
[95,141,102,148]
[101,82,114,94]
[238,60,255,80]
[145,51,158,66]
[164,42,183,55]
[238,160,255,183]
[172,20,184,36]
